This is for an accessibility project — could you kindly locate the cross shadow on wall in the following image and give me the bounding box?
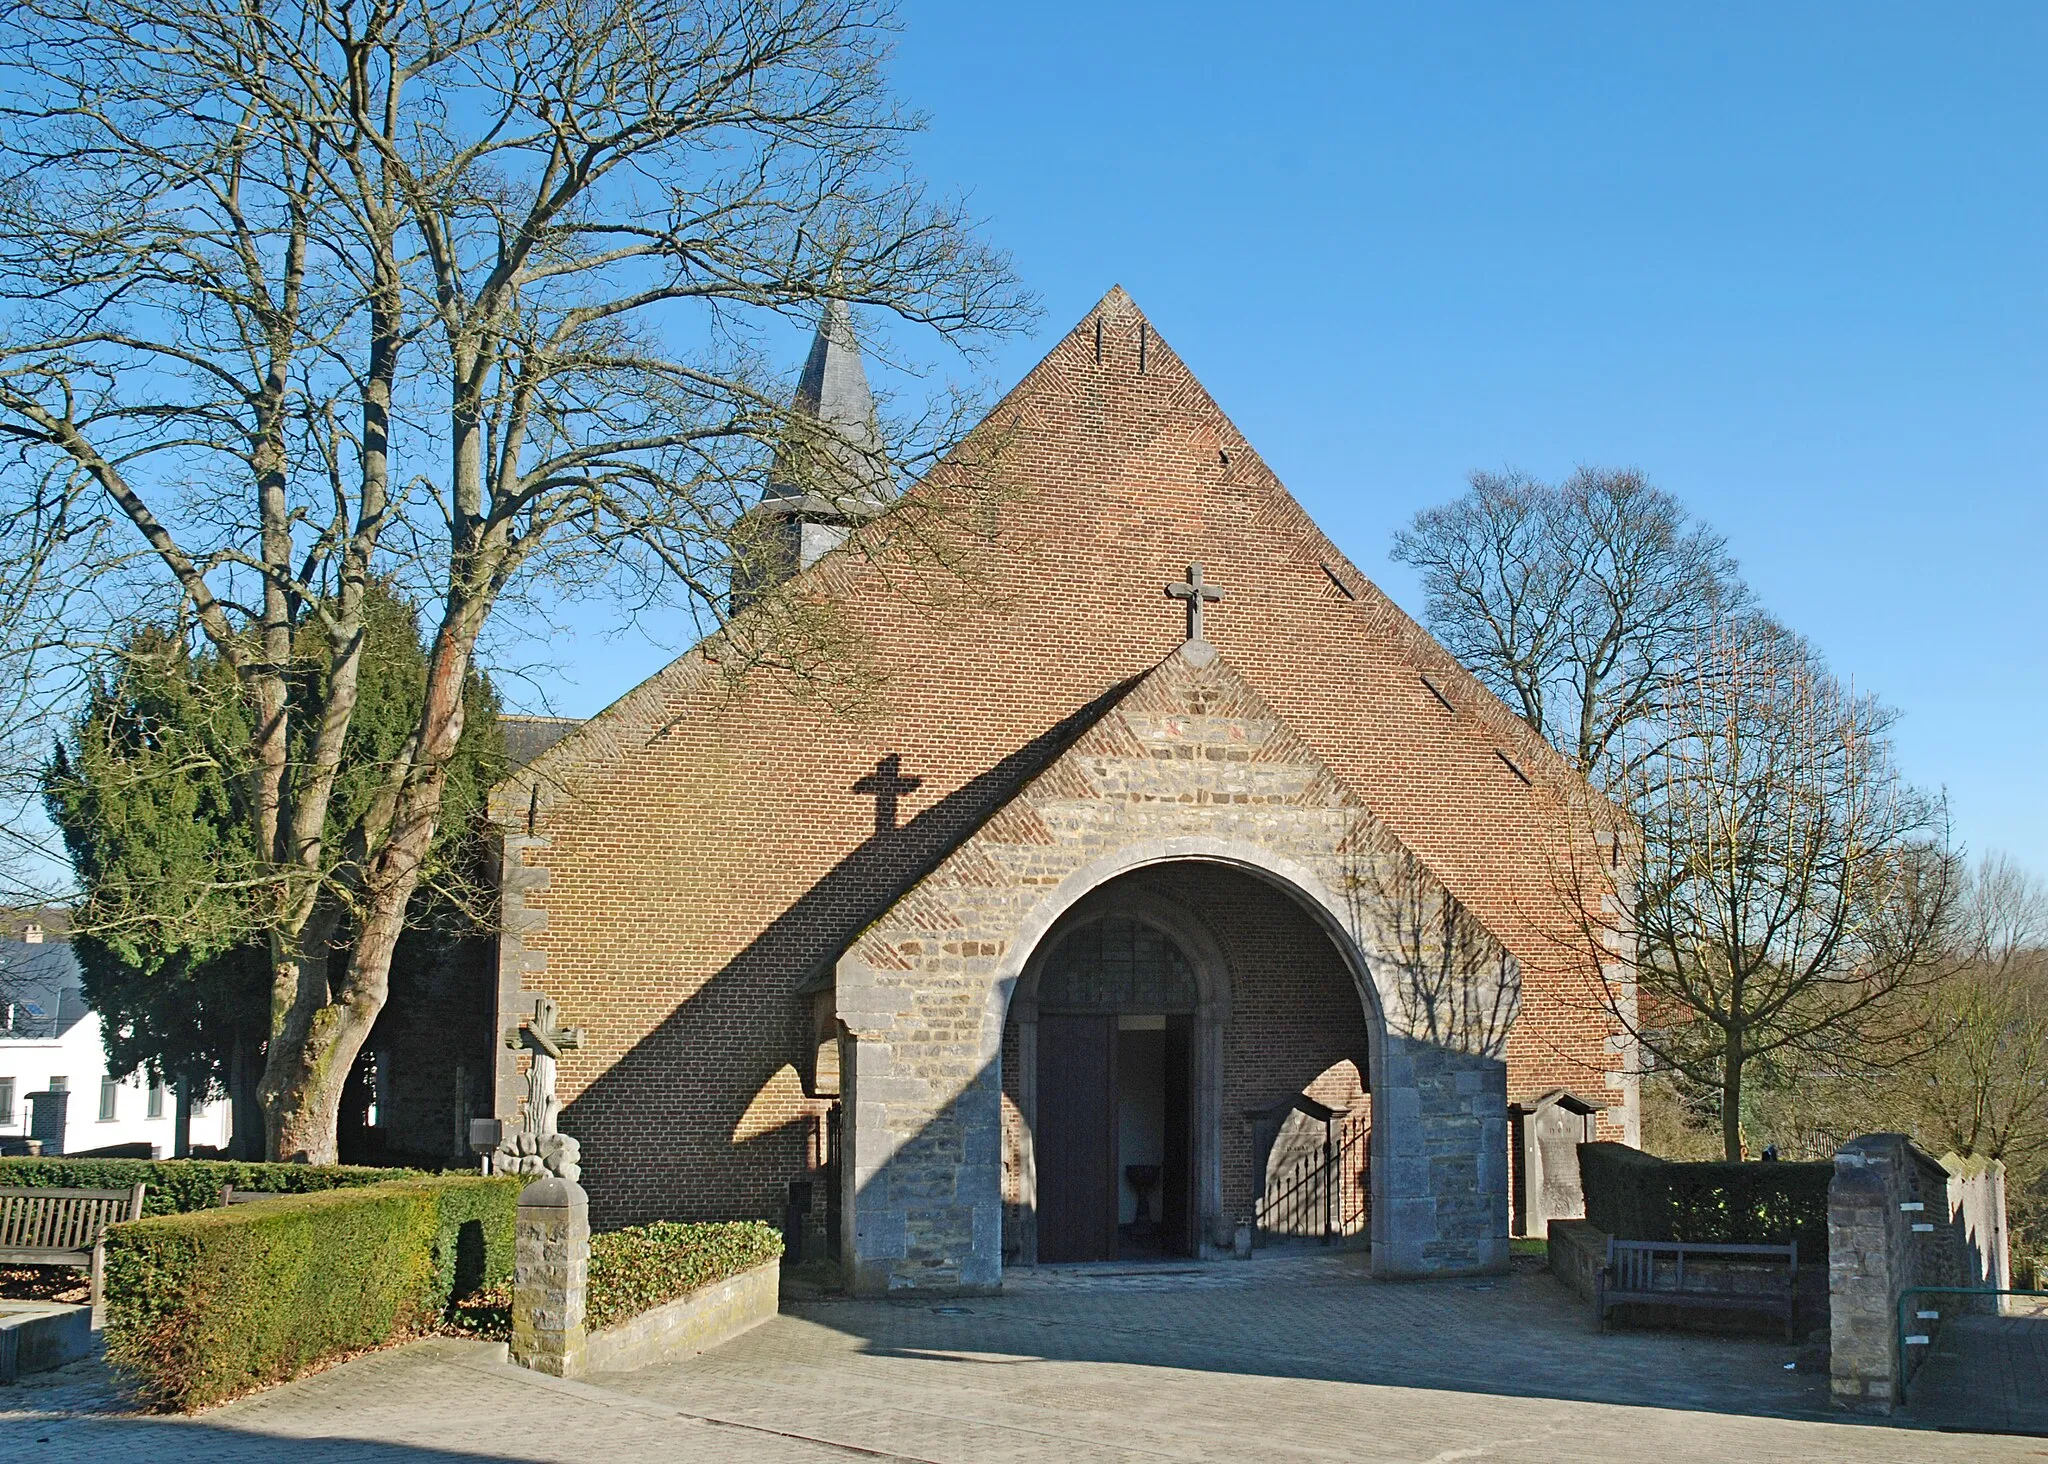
[853,754,922,834]
[557,678,1143,1229]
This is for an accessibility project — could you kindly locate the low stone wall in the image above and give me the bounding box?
[1548,1218,1826,1336]
[1548,1218,1604,1308]
[583,1259,781,1375]
[0,1302,92,1382]
[1942,1153,2010,1297]
[510,1178,785,1379]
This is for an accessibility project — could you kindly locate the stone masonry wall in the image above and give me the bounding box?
[1829,1133,1966,1414]
[837,645,1515,1293]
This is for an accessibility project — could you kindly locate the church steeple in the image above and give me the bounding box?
[791,296,882,481]
[741,299,894,594]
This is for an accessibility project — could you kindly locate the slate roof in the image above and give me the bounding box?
[500,715,585,770]
[0,937,85,1041]
[756,298,893,517]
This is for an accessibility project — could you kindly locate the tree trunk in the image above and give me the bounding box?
[1720,1028,1746,1161]
[259,911,403,1164]
[226,1026,265,1160]
[257,624,470,1161]
[173,1079,193,1159]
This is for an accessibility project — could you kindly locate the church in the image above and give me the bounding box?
[483,287,1635,1295]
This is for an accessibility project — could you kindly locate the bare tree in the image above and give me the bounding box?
[0,462,109,912]
[1343,833,1520,1062]
[1561,614,1957,1160]
[1909,855,2048,1164]
[0,0,1030,1160]
[1392,467,1749,787]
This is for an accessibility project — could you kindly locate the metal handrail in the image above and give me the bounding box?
[1895,1285,2048,1400]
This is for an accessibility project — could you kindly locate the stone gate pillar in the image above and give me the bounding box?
[512,1175,589,1377]
[837,961,1005,1296]
[1369,1036,1510,1278]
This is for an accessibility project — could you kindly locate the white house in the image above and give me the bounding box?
[0,922,232,1157]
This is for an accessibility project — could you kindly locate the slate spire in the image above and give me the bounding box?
[792,296,882,478]
[748,298,893,580]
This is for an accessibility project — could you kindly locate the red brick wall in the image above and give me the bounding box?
[1159,863,1370,1217]
[505,288,1625,1229]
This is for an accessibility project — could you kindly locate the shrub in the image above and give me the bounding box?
[102,1174,521,1411]
[0,1157,423,1216]
[1577,1143,1672,1240]
[586,1220,783,1332]
[1579,1142,1832,1260]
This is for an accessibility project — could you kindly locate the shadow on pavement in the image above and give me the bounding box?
[778,1256,1843,1420]
[0,1417,525,1463]
[1906,1313,2048,1436]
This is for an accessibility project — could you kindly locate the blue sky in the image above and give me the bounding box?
[542,3,2047,874]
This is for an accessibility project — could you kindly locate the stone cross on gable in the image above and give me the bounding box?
[1166,562,1225,644]
[506,994,584,1138]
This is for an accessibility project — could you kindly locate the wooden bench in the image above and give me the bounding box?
[1596,1236,1800,1339]
[0,1183,147,1310]
[217,1185,269,1205]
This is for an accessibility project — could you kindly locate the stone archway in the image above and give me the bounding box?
[833,646,1519,1295]
[1003,878,1232,1264]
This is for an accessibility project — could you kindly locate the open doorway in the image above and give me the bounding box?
[1003,887,1266,1268]
[1036,1010,1193,1262]
[1115,1014,1192,1259]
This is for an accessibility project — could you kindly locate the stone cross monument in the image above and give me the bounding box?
[496,994,585,1181]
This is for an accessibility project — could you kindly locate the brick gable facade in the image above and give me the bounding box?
[489,287,1630,1275]
[836,643,1518,1289]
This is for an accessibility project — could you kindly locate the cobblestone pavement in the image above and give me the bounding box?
[1906,1312,2048,1435]
[3,1255,2042,1462]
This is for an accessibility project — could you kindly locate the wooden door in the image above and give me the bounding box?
[1036,1014,1118,1262]
[1160,1016,1192,1256]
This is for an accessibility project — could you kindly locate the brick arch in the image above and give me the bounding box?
[990,836,1381,1031]
[833,646,1519,1294]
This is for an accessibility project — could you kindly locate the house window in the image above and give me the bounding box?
[47,1076,66,1092]
[361,1049,388,1128]
[99,1077,118,1122]
[147,1084,166,1120]
[0,1078,14,1125]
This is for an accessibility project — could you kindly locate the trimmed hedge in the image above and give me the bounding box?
[0,1157,423,1216]
[1579,1142,1832,1260]
[102,1174,521,1411]
[586,1220,784,1332]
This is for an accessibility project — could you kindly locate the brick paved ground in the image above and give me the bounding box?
[4,1256,2039,1461]
[1905,1312,2048,1435]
